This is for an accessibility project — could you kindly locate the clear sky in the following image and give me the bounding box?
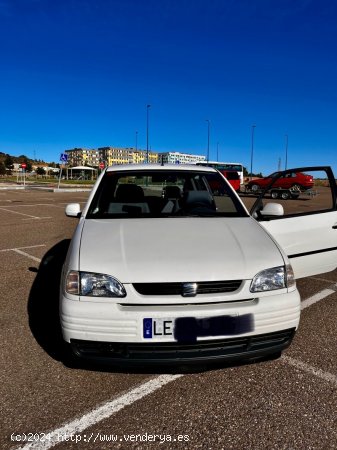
[1,0,337,175]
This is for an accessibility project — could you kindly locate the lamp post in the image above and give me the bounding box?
[250,124,256,180]
[206,119,210,163]
[146,104,151,163]
[285,134,288,170]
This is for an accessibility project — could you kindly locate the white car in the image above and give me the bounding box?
[60,164,337,366]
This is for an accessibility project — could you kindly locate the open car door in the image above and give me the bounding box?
[250,166,337,279]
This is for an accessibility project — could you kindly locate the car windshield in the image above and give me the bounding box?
[86,169,248,218]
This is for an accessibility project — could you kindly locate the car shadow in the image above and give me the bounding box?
[28,239,71,362]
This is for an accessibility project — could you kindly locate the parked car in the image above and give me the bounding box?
[60,164,337,367]
[247,171,314,192]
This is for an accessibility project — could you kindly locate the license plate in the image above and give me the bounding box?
[143,314,254,341]
[143,318,174,339]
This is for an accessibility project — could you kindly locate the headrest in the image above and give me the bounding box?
[183,190,216,212]
[115,184,144,202]
[164,186,181,199]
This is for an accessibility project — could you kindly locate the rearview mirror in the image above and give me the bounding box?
[260,203,284,217]
[65,203,81,217]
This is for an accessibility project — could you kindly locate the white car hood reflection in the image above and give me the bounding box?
[79,217,284,283]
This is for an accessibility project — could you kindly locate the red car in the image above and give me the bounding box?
[247,171,314,192]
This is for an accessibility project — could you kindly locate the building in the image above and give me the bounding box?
[157,152,206,165]
[65,148,99,167]
[64,148,203,167]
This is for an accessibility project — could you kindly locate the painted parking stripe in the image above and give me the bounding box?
[0,244,46,253]
[0,245,45,263]
[300,283,337,310]
[14,280,337,450]
[17,375,182,450]
[0,207,44,219]
[281,356,337,386]
[12,249,42,263]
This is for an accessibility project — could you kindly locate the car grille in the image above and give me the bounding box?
[133,280,242,296]
[70,328,296,363]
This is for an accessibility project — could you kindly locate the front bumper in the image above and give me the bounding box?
[60,289,300,364]
[70,328,295,365]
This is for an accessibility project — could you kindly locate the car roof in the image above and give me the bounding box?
[106,164,217,173]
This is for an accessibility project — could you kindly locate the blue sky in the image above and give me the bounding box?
[1,0,337,175]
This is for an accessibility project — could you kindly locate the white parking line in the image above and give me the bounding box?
[0,244,46,252]
[301,283,337,310]
[281,356,337,386]
[17,375,182,450]
[12,249,42,263]
[0,245,45,263]
[0,207,44,219]
[2,204,55,207]
[14,280,337,450]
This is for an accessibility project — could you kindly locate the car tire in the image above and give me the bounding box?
[281,191,290,200]
[291,184,302,190]
[250,184,260,192]
[271,191,279,199]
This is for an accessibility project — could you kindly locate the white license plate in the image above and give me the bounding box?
[143,314,253,341]
[143,318,174,339]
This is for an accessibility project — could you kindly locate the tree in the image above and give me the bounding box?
[36,167,46,176]
[4,155,14,169]
[23,158,33,172]
[0,162,6,176]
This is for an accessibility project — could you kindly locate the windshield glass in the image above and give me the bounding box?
[86,169,247,218]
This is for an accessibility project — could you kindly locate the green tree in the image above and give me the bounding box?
[4,155,14,169]
[23,158,33,172]
[36,167,46,176]
[0,161,6,175]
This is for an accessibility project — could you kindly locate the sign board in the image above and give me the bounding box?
[21,163,27,169]
[99,162,105,169]
[60,153,68,162]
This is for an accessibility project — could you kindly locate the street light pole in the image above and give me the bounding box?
[146,105,151,163]
[206,119,210,163]
[285,134,288,170]
[250,124,256,180]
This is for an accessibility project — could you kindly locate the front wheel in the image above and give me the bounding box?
[250,184,260,192]
[271,191,279,199]
[281,191,290,200]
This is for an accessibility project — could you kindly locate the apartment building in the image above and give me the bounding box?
[65,148,203,167]
[64,148,99,167]
[158,152,206,164]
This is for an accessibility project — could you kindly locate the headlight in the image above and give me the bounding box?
[65,271,126,297]
[250,265,295,293]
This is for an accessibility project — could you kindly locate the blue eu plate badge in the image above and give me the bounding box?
[143,318,152,339]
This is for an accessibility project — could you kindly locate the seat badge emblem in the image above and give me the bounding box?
[182,282,198,297]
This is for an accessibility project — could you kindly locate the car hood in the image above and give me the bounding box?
[79,218,284,283]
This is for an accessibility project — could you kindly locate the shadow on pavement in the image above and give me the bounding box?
[28,239,71,362]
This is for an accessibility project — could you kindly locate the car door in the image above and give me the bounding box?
[250,166,337,279]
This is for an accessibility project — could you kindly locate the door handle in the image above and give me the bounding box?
[333,224,337,229]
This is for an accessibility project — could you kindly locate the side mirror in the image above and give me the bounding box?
[260,203,284,217]
[65,203,81,218]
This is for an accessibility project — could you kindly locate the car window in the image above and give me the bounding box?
[224,171,239,180]
[251,168,336,218]
[86,169,248,218]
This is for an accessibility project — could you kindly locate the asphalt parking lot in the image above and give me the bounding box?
[1,188,336,450]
